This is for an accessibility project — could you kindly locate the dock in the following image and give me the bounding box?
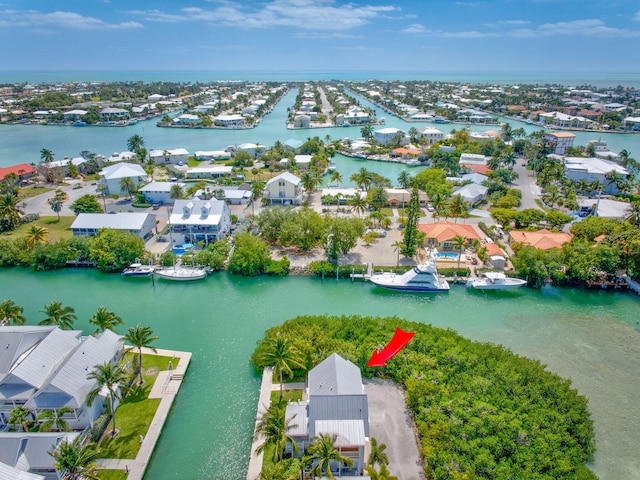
[350,263,374,281]
[624,275,640,295]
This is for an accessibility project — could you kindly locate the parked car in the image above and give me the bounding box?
[426,204,435,212]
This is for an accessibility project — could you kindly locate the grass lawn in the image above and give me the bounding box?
[98,470,128,480]
[270,389,303,405]
[17,186,53,201]
[379,208,394,216]
[0,216,75,242]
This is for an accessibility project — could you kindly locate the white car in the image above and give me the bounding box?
[426,204,435,212]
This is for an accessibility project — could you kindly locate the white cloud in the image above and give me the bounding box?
[293,32,365,39]
[131,0,399,30]
[633,10,640,21]
[510,19,640,38]
[0,9,142,29]
[402,23,497,38]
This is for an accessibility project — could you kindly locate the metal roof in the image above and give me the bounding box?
[315,420,365,446]
[284,404,308,437]
[99,162,146,180]
[71,213,155,231]
[266,171,300,186]
[308,353,363,396]
[0,461,44,479]
[0,432,78,474]
[0,327,56,379]
[308,395,369,437]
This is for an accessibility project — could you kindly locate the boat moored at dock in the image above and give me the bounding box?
[154,266,208,281]
[368,259,449,292]
[466,271,527,290]
[121,263,155,277]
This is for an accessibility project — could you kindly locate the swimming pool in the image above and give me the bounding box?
[433,252,459,260]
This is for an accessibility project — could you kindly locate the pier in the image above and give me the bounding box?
[624,275,640,295]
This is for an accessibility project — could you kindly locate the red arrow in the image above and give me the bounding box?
[367,328,415,367]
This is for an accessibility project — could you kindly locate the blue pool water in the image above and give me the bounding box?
[434,253,459,259]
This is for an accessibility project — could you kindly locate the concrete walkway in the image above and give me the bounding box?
[97,347,192,480]
[246,367,274,480]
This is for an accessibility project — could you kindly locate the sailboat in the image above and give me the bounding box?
[154,217,208,281]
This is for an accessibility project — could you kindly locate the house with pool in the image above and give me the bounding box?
[169,199,231,245]
[418,221,481,255]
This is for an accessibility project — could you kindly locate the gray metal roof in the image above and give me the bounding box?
[0,327,56,379]
[285,404,308,437]
[71,213,155,231]
[0,461,44,480]
[315,420,365,446]
[308,353,363,396]
[308,395,369,437]
[0,432,78,473]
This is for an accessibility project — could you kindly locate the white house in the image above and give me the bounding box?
[419,127,444,145]
[543,132,576,155]
[98,162,147,195]
[214,114,246,127]
[285,353,369,476]
[194,150,232,161]
[0,432,79,479]
[563,157,630,195]
[71,213,157,240]
[280,154,312,169]
[623,117,640,131]
[265,172,303,205]
[62,110,87,121]
[455,183,489,205]
[139,181,186,205]
[374,127,407,145]
[459,153,488,165]
[185,166,233,179]
[169,199,231,245]
[99,107,130,120]
[149,148,190,165]
[172,114,202,125]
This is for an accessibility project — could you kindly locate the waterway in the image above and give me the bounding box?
[1,268,639,480]
[1,87,640,168]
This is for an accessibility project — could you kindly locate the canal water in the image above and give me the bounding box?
[1,268,639,479]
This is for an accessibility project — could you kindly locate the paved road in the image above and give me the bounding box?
[512,158,542,210]
[365,378,425,480]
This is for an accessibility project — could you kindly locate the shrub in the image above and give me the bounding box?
[89,413,110,442]
[22,213,40,224]
[265,256,290,276]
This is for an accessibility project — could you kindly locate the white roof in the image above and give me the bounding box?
[63,109,87,115]
[320,188,363,198]
[71,212,155,231]
[100,162,146,180]
[149,148,189,158]
[315,419,365,446]
[194,150,231,159]
[170,199,226,226]
[215,114,244,121]
[100,107,128,114]
[139,181,185,193]
[375,127,403,135]
[266,171,301,186]
[104,151,136,163]
[294,154,313,164]
[564,157,628,176]
[187,166,233,174]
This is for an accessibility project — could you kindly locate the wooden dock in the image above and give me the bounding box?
[586,278,628,289]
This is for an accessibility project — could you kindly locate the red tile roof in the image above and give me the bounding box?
[418,221,481,243]
[509,229,572,250]
[461,164,491,175]
[0,163,36,180]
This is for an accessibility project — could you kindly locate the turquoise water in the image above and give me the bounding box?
[1,268,639,479]
[434,252,459,259]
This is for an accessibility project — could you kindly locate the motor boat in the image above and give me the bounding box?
[154,266,208,281]
[466,271,527,290]
[369,259,449,292]
[121,263,155,277]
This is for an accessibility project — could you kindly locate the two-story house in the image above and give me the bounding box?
[264,172,303,205]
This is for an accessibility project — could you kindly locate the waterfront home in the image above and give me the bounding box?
[98,162,147,195]
[265,172,303,205]
[169,199,231,244]
[280,154,312,170]
[214,114,246,127]
[99,107,130,120]
[374,127,407,145]
[539,112,593,129]
[173,114,202,126]
[200,186,251,205]
[562,157,629,195]
[448,173,488,185]
[418,127,444,144]
[285,353,369,476]
[238,143,265,158]
[39,157,87,177]
[293,115,311,128]
[149,148,190,165]
[386,188,428,207]
[71,212,157,240]
[102,151,136,165]
[587,139,619,160]
[0,326,124,430]
[194,150,232,161]
[418,221,481,252]
[0,163,36,183]
[185,166,233,179]
[139,181,186,205]
[542,132,575,155]
[509,229,572,250]
[623,116,640,131]
[459,153,487,165]
[62,109,88,121]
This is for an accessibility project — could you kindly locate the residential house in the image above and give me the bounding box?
[543,132,575,155]
[386,188,428,207]
[98,162,147,195]
[185,166,233,180]
[238,143,265,158]
[293,115,310,128]
[285,353,369,476]
[172,114,202,126]
[417,221,481,252]
[280,154,312,170]
[62,110,87,121]
[623,117,640,131]
[149,148,190,165]
[99,107,130,120]
[509,229,572,250]
[103,151,137,164]
[419,127,444,144]
[454,183,488,205]
[265,172,303,205]
[459,153,487,165]
[71,213,157,240]
[169,199,231,245]
[214,114,246,127]
[374,128,407,145]
[194,151,231,161]
[0,164,36,183]
[563,157,629,194]
[0,432,79,479]
[139,181,186,205]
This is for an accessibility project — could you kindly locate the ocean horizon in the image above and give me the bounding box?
[1,69,640,88]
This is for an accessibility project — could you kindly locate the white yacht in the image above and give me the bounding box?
[121,263,155,277]
[466,272,527,290]
[154,266,208,281]
[369,260,449,292]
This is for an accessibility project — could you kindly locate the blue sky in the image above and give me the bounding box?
[1,0,639,73]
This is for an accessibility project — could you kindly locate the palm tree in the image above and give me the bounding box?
[348,195,368,217]
[257,333,305,400]
[0,299,27,325]
[86,361,129,437]
[624,201,640,227]
[39,301,77,330]
[24,225,48,249]
[119,176,137,200]
[170,183,184,200]
[252,404,299,463]
[360,125,374,140]
[40,148,55,163]
[8,406,33,432]
[125,324,159,385]
[127,134,145,153]
[300,171,319,199]
[368,437,389,466]
[303,433,353,479]
[0,193,24,231]
[329,170,343,187]
[48,435,102,480]
[37,407,74,432]
[365,463,399,480]
[47,196,63,220]
[89,306,124,335]
[448,194,469,223]
[251,181,265,215]
[350,168,374,191]
[397,170,412,189]
[451,234,467,268]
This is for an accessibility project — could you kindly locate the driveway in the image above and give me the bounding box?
[512,159,542,210]
[365,378,425,479]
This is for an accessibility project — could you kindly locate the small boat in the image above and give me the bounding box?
[466,272,527,290]
[433,116,451,124]
[121,263,155,277]
[327,163,336,172]
[405,159,421,167]
[154,266,207,281]
[369,259,449,292]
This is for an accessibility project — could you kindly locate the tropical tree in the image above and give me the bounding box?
[303,433,353,479]
[25,225,48,249]
[397,170,412,189]
[89,306,124,335]
[8,406,33,432]
[48,195,63,220]
[170,183,184,200]
[86,361,129,437]
[300,171,319,199]
[48,434,102,480]
[624,201,640,227]
[451,234,467,268]
[365,463,399,480]
[0,299,27,325]
[257,333,305,400]
[252,404,299,463]
[251,181,265,215]
[360,125,374,140]
[401,188,421,258]
[0,193,24,231]
[367,187,388,211]
[39,301,77,330]
[329,170,343,187]
[127,134,145,153]
[350,168,374,191]
[347,194,368,217]
[37,407,74,432]
[119,177,137,199]
[70,194,103,214]
[40,148,55,163]
[449,194,469,223]
[368,437,389,466]
[125,324,159,385]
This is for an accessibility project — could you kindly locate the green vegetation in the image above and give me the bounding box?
[252,315,596,480]
[270,389,303,405]
[16,186,54,201]
[228,233,290,276]
[98,470,128,480]
[1,216,74,242]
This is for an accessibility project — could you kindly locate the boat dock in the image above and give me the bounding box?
[350,263,374,280]
[624,275,640,295]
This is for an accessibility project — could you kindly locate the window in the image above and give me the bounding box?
[278,181,285,187]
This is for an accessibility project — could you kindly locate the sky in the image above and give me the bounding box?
[1,0,640,74]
